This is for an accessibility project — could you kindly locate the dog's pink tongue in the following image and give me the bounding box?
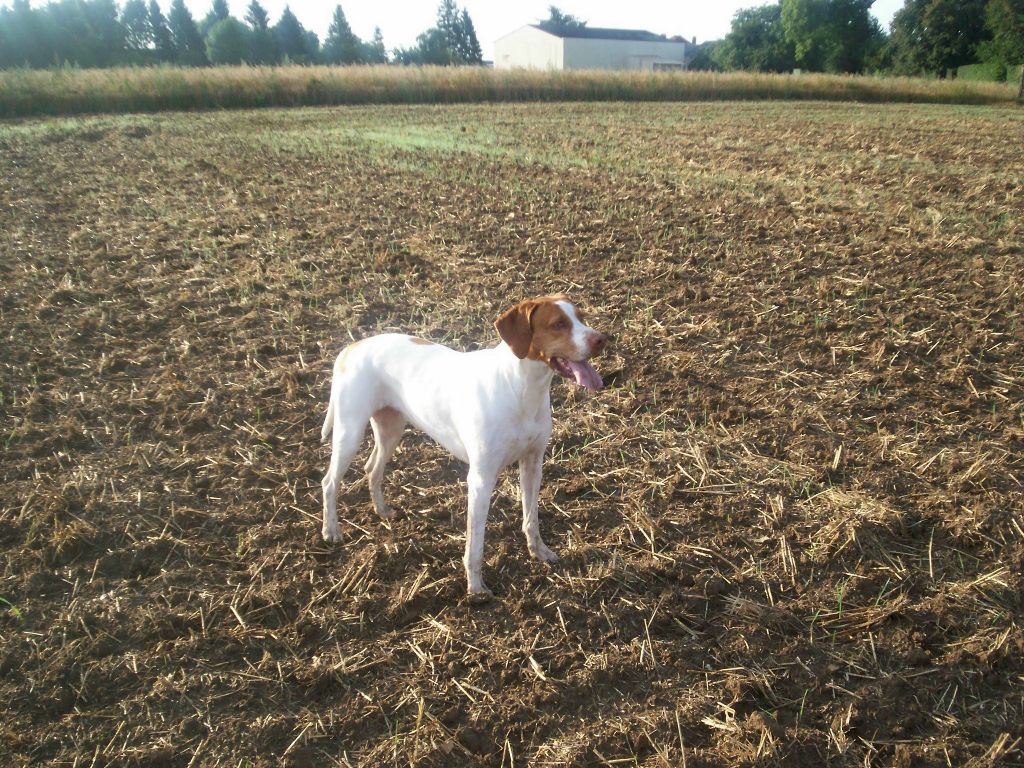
[567,360,603,391]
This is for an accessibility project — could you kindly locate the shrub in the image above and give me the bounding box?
[206,18,251,66]
[957,61,1006,81]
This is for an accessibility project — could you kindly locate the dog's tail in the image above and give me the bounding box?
[321,356,343,443]
[320,396,334,443]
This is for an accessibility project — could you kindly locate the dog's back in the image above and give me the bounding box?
[321,334,470,456]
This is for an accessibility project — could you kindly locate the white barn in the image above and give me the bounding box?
[494,25,694,71]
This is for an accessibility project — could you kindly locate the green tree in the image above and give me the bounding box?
[168,0,207,65]
[0,0,51,68]
[396,1,480,65]
[687,41,722,71]
[436,0,459,41]
[458,8,483,63]
[244,0,277,63]
[200,0,230,36]
[304,29,320,61]
[781,0,883,72]
[435,0,461,63]
[245,0,269,31]
[120,0,152,52]
[322,4,362,64]
[439,2,482,64]
[273,6,313,63]
[887,0,927,73]
[394,27,449,64]
[922,0,988,73]
[888,0,989,76]
[81,0,126,67]
[41,0,81,65]
[37,0,124,68]
[206,16,249,64]
[984,0,1024,65]
[538,5,586,34]
[780,0,828,69]
[149,0,176,62]
[713,4,796,72]
[363,26,387,63]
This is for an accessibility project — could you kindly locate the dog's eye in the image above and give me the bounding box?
[553,320,568,330]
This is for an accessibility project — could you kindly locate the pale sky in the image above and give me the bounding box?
[172,0,906,60]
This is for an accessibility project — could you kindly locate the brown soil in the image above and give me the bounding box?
[1,102,1022,766]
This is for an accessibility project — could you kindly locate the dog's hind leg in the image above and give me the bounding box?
[321,402,368,543]
[365,407,406,519]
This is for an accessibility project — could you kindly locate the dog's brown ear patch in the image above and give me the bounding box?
[495,300,537,359]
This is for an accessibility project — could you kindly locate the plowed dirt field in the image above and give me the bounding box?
[2,102,1023,766]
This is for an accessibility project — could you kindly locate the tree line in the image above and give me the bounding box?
[692,0,1024,79]
[0,0,483,68]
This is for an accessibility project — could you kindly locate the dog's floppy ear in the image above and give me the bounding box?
[495,300,538,359]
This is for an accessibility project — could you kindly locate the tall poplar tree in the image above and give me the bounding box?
[365,26,387,63]
[120,0,152,52]
[148,0,176,62]
[168,0,207,65]
[458,8,482,64]
[200,0,229,36]
[246,0,277,63]
[273,6,313,63]
[322,5,361,64]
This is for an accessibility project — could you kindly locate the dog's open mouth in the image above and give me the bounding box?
[550,357,603,391]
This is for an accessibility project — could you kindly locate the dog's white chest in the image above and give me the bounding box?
[493,408,551,465]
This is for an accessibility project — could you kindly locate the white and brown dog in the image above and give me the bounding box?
[320,294,608,594]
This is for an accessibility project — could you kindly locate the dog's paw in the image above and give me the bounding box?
[321,527,343,543]
[375,505,395,521]
[467,581,494,598]
[532,543,559,564]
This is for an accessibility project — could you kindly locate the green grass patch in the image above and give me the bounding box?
[357,126,503,156]
[0,597,21,618]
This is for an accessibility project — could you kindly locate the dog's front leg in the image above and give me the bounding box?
[519,451,558,563]
[463,465,497,595]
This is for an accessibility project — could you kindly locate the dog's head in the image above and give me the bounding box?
[495,294,608,391]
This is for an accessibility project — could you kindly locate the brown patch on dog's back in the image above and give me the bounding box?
[410,337,434,346]
[336,338,366,374]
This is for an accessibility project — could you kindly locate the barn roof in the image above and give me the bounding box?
[529,25,679,43]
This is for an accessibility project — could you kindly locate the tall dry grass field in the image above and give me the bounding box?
[1,102,1022,765]
[0,64,1018,117]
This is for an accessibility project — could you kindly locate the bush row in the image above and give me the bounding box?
[1,65,1018,119]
